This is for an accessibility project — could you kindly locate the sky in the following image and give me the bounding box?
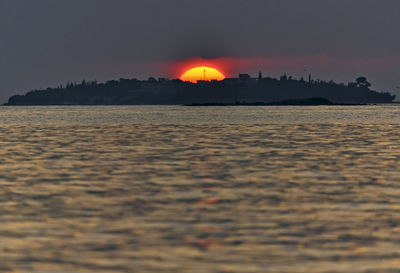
[1,0,400,102]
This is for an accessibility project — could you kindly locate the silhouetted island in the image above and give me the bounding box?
[4,73,395,105]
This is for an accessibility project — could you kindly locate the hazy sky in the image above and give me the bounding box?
[1,0,400,102]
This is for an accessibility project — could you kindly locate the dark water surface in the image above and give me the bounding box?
[1,106,400,273]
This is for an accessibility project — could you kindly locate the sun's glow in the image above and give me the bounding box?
[180,66,226,83]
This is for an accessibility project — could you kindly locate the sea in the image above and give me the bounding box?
[1,105,400,273]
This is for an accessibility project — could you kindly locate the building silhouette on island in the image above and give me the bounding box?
[5,72,395,105]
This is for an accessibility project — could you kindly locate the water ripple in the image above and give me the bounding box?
[1,106,400,272]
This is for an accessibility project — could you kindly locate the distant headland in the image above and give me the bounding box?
[4,73,395,106]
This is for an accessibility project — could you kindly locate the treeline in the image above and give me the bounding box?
[5,75,395,105]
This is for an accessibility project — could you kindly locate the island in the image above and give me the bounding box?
[4,73,395,106]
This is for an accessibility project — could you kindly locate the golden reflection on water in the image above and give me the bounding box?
[1,106,400,272]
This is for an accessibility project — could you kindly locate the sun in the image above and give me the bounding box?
[180,66,226,83]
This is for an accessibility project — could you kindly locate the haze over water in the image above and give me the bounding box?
[2,105,400,273]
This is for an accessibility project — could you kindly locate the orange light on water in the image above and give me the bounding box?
[180,66,226,83]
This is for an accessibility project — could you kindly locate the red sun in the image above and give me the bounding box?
[180,66,226,83]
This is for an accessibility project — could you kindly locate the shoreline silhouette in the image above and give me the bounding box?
[4,73,395,106]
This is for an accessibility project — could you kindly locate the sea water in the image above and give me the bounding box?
[1,105,400,273]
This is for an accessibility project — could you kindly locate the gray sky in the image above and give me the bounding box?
[1,0,400,102]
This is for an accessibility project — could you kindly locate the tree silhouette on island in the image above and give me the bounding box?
[4,73,395,106]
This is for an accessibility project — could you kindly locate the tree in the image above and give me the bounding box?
[355,77,371,89]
